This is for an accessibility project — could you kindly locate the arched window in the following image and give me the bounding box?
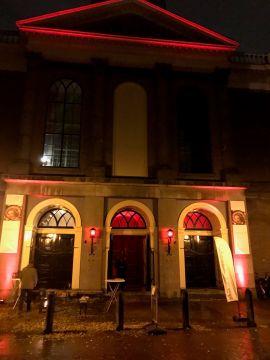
[38,208,75,228]
[113,82,148,177]
[184,211,212,230]
[111,209,146,228]
[42,79,82,168]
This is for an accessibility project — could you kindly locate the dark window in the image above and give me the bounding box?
[184,211,212,230]
[38,208,75,228]
[42,79,82,167]
[111,209,146,228]
[176,88,212,173]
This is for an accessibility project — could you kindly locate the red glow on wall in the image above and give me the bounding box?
[189,185,246,191]
[84,226,101,241]
[0,254,18,299]
[17,25,237,52]
[4,178,67,185]
[160,228,174,244]
[234,257,248,288]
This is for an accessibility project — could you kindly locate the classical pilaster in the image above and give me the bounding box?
[214,69,239,182]
[9,53,42,174]
[154,63,177,180]
[87,58,108,177]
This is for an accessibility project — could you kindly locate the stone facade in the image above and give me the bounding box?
[0,0,269,298]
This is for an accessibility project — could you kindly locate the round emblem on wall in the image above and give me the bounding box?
[4,205,22,221]
[231,210,246,225]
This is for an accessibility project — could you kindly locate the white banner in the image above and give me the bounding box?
[214,237,238,302]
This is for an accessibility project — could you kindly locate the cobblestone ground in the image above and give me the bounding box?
[1,296,270,359]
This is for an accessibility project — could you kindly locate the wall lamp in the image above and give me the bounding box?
[84,227,96,255]
[89,227,96,255]
[167,229,173,256]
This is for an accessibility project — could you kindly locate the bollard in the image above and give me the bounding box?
[147,285,167,335]
[181,289,191,330]
[43,292,55,335]
[245,288,256,328]
[116,290,124,331]
[151,285,158,325]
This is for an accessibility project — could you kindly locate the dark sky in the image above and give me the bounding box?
[0,0,269,53]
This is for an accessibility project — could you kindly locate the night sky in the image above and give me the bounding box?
[0,0,269,53]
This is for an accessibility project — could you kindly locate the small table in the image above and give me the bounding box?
[105,278,125,312]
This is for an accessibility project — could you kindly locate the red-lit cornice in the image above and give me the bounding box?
[139,0,238,47]
[17,25,238,52]
[4,178,67,185]
[16,0,120,26]
[4,178,246,191]
[189,185,246,191]
[16,0,239,49]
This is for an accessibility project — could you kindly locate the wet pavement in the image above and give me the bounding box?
[1,294,270,359]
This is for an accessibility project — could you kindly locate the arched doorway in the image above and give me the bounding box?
[31,208,75,289]
[178,202,229,289]
[183,211,216,288]
[108,208,151,291]
[21,198,82,289]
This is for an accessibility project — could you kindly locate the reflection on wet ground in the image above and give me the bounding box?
[0,297,270,359]
[1,328,270,360]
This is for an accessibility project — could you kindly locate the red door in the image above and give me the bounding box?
[110,235,145,290]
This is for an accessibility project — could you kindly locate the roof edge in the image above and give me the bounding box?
[139,0,239,47]
[16,0,239,49]
[18,25,239,52]
[16,0,121,26]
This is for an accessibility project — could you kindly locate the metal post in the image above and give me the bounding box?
[151,285,158,324]
[245,288,256,328]
[43,292,55,335]
[181,289,191,330]
[116,290,124,331]
[147,285,167,335]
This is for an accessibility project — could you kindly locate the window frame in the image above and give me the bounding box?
[41,79,82,168]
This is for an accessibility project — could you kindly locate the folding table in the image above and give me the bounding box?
[105,278,125,312]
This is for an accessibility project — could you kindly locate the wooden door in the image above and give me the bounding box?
[110,235,145,290]
[34,234,74,289]
[185,235,216,288]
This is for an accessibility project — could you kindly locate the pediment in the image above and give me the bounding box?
[16,0,239,51]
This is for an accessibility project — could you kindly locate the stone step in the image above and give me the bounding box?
[187,288,226,301]
[121,292,151,303]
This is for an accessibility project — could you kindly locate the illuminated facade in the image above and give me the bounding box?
[0,0,269,298]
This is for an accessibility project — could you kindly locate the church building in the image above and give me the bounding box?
[0,0,269,299]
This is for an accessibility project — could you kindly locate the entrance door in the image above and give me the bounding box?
[34,234,74,289]
[109,235,146,290]
[184,235,216,288]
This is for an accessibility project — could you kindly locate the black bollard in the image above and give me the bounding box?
[181,289,191,330]
[43,292,55,335]
[245,288,256,328]
[116,290,124,331]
